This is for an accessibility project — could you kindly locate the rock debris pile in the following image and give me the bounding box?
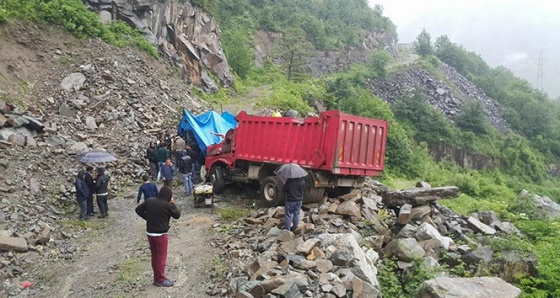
[0,29,210,296]
[367,63,509,132]
[209,180,525,297]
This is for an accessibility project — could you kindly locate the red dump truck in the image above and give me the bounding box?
[204,110,388,206]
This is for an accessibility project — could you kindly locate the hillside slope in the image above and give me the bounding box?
[0,23,215,296]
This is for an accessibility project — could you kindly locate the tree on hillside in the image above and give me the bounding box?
[392,88,452,141]
[367,49,392,77]
[277,28,313,81]
[413,28,433,57]
[454,100,488,134]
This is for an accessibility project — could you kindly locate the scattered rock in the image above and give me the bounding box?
[60,73,86,91]
[384,238,425,262]
[0,236,28,252]
[417,276,521,298]
[467,216,496,235]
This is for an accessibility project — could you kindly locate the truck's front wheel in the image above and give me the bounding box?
[260,176,285,207]
[210,166,226,194]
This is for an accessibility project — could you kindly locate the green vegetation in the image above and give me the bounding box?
[118,256,149,286]
[217,207,250,221]
[433,34,560,161]
[4,0,560,295]
[413,28,433,57]
[0,0,158,57]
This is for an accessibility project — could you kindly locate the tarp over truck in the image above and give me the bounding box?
[177,110,237,155]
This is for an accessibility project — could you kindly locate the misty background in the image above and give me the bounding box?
[370,0,560,98]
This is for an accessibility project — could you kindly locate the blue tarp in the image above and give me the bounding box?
[177,110,237,155]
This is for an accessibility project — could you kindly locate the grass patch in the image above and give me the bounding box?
[0,90,27,108]
[61,218,109,232]
[118,256,149,285]
[211,256,227,276]
[439,194,510,219]
[217,207,249,221]
[34,266,60,286]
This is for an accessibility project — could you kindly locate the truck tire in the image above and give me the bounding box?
[260,176,285,207]
[303,176,325,203]
[304,186,325,203]
[210,166,226,194]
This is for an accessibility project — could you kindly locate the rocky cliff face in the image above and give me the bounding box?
[84,0,233,92]
[254,30,397,77]
[428,142,502,170]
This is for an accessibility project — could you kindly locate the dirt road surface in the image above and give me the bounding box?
[39,185,220,298]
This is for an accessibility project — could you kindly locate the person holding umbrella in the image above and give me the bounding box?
[275,164,308,232]
[84,166,97,216]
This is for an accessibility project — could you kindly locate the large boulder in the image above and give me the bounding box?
[384,238,425,262]
[414,222,453,250]
[417,276,521,298]
[336,200,362,218]
[492,250,539,283]
[318,233,381,295]
[0,236,28,252]
[515,190,560,220]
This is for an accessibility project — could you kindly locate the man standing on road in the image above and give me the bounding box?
[95,167,110,218]
[137,175,158,203]
[178,150,193,196]
[160,159,176,187]
[135,186,181,287]
[284,177,306,232]
[156,142,171,182]
[75,170,89,221]
[146,142,158,180]
[84,166,96,216]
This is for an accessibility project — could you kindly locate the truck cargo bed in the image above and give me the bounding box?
[232,110,388,176]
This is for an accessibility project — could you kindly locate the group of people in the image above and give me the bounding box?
[145,131,201,196]
[74,166,110,220]
[84,128,303,289]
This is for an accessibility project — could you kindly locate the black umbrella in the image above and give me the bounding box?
[75,151,117,163]
[274,163,308,179]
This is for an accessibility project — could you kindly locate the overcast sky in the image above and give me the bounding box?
[369,0,560,97]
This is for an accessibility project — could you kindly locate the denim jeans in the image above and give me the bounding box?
[182,172,193,194]
[285,200,302,231]
[157,162,165,181]
[77,199,87,219]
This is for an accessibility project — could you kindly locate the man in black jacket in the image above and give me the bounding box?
[84,166,96,216]
[75,171,89,221]
[284,177,306,232]
[95,167,110,218]
[146,142,158,180]
[135,186,181,287]
[178,150,193,195]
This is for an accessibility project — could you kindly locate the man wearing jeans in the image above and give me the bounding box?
[178,151,193,195]
[284,177,306,231]
[135,186,181,287]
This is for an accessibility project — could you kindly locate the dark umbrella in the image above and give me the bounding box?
[75,151,117,163]
[274,163,308,179]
